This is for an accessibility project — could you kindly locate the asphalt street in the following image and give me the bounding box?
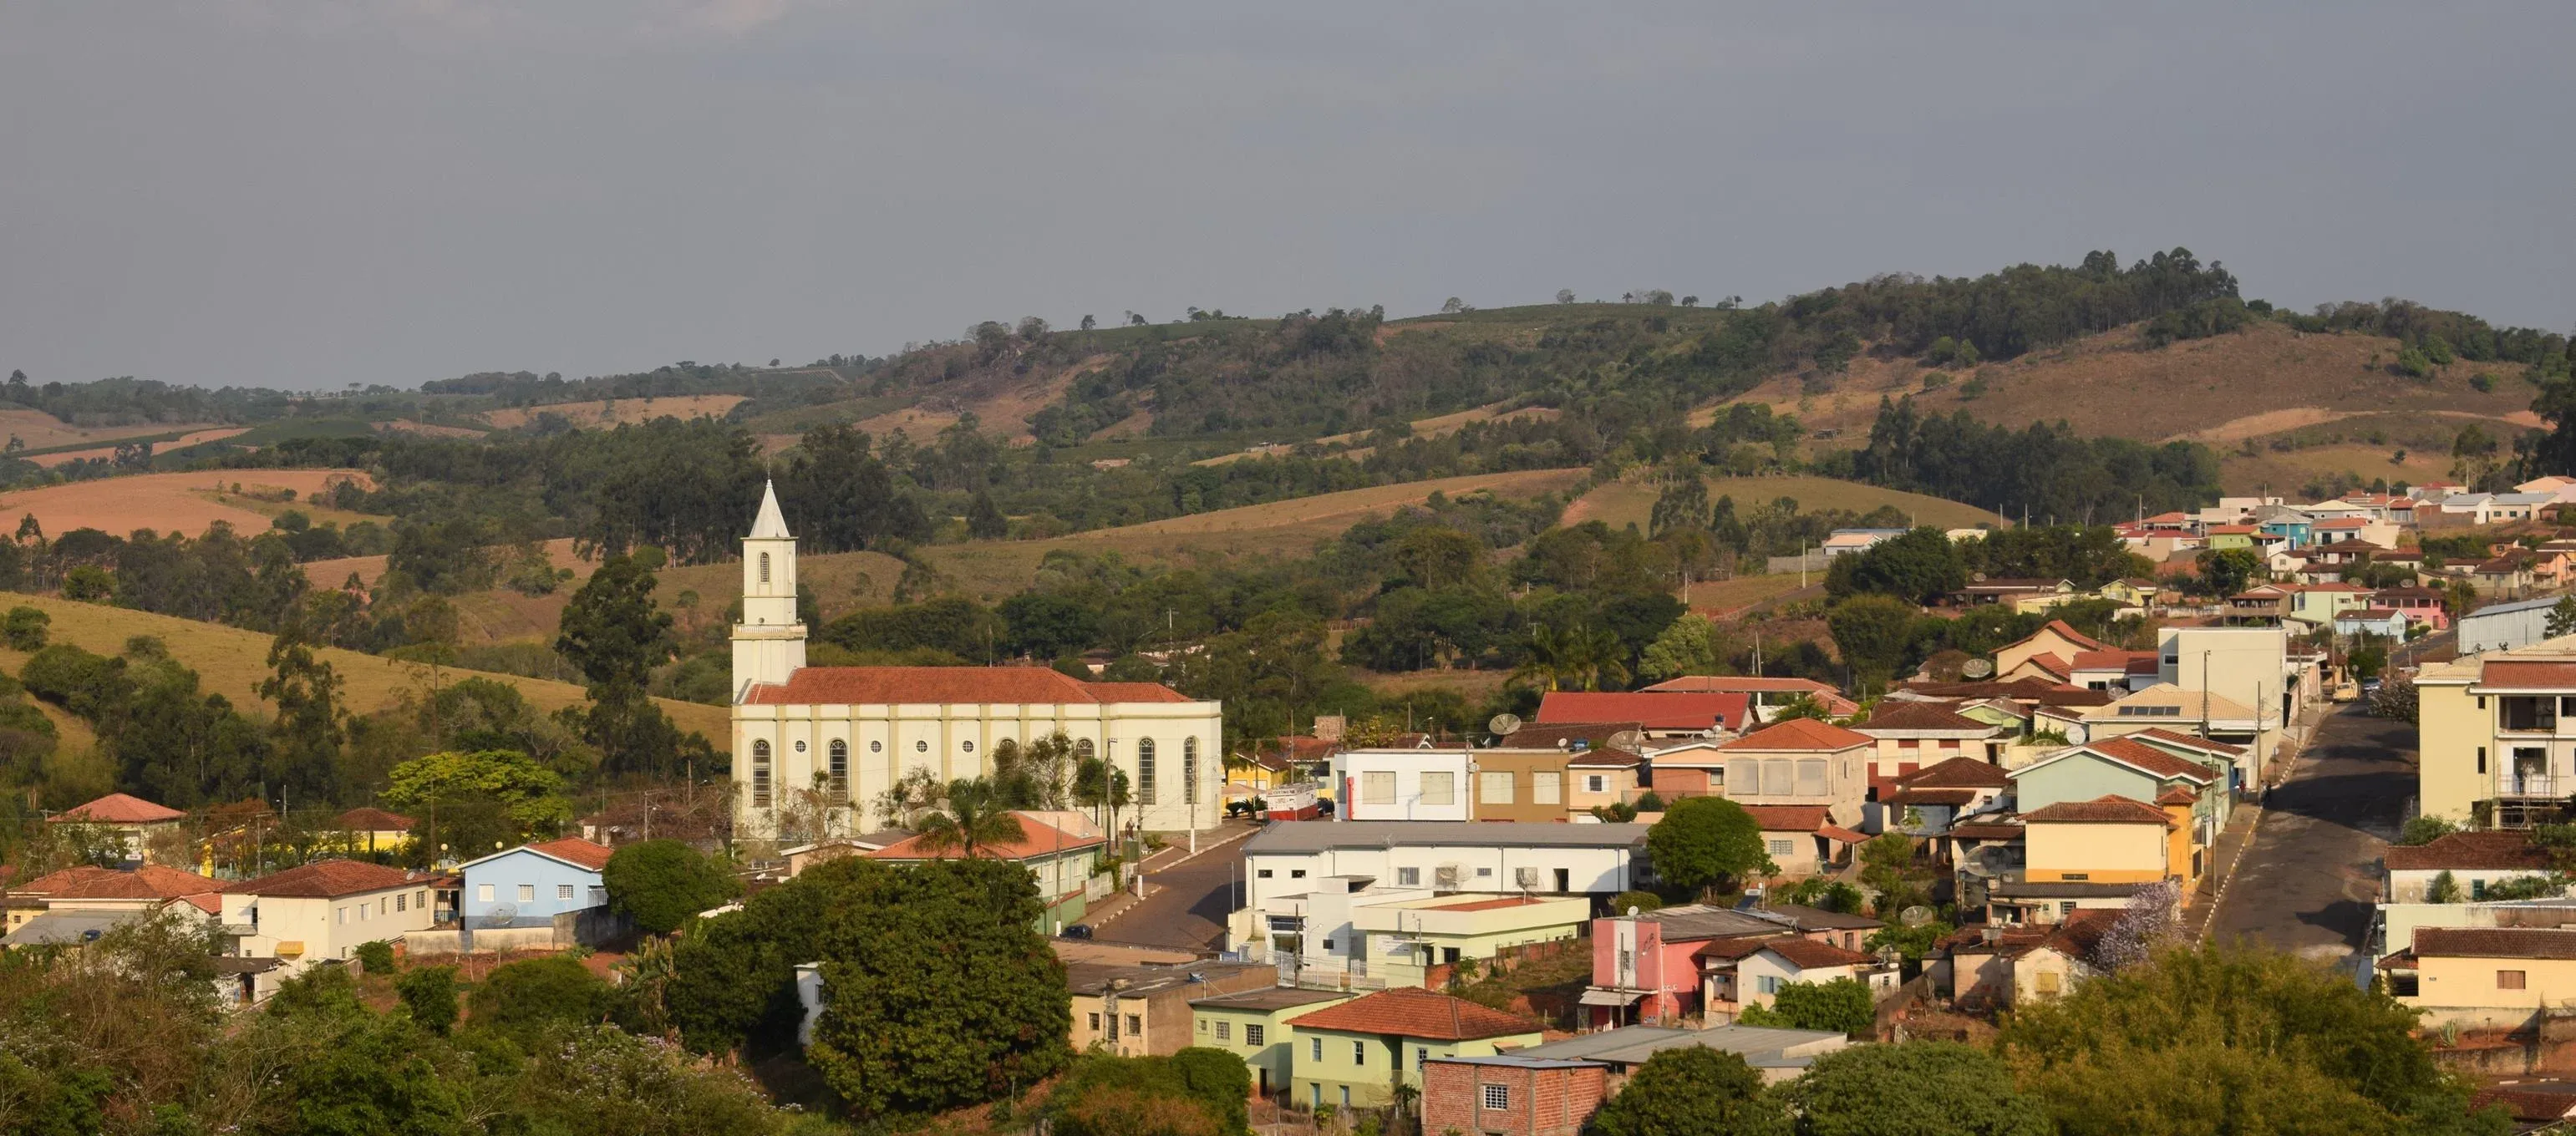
[1089,825,1258,952]
[2206,702,2412,961]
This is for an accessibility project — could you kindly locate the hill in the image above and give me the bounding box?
[0,591,730,749]
[0,469,373,538]
[1562,474,1999,532]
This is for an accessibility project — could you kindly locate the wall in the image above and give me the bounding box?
[2461,605,2553,655]
[1191,998,1353,1095]
[2416,673,2487,822]
[1293,1028,1542,1110]
[2161,626,2290,725]
[2011,757,2161,814]
[224,885,438,975]
[2413,954,2576,1013]
[462,849,604,921]
[2023,821,2167,882]
[1242,842,1643,911]
[1422,1061,1607,1136]
[1470,751,1578,823]
[1329,750,1473,822]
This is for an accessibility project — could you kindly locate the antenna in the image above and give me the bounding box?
[1961,658,1994,680]
[1607,729,1644,753]
[1486,713,1522,737]
[1899,905,1935,926]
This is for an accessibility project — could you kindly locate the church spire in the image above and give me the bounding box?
[749,479,792,540]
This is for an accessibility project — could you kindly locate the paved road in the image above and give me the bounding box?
[1089,825,1258,952]
[2207,703,2411,961]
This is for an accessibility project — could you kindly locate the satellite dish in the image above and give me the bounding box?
[485,903,518,927]
[1899,905,1935,927]
[1608,729,1645,753]
[1488,713,1522,736]
[1962,658,1994,679]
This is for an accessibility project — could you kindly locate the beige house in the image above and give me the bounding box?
[2020,795,2195,887]
[2385,927,2576,1029]
[1931,910,2117,1010]
[218,860,437,976]
[2416,649,2576,825]
[1659,718,1871,827]
[48,794,186,864]
[1994,621,2109,677]
[1066,957,1274,1057]
[2076,683,2280,776]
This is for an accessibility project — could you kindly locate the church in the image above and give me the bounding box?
[729,484,1224,842]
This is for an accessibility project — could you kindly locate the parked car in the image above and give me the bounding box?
[1059,924,1093,940]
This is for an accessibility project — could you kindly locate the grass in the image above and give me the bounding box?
[1684,574,1816,614]
[1564,474,1999,531]
[2218,443,2448,496]
[0,592,731,750]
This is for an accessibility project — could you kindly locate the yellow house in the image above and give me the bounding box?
[328,808,417,855]
[1189,986,1353,1098]
[2098,578,2161,610]
[2020,794,2196,887]
[2414,650,2576,826]
[1994,620,2108,678]
[1347,894,1592,986]
[1286,987,1545,1111]
[2390,927,2576,1030]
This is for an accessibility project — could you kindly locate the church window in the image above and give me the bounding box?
[870,740,882,753]
[829,740,848,801]
[915,740,928,753]
[1075,738,1095,761]
[962,740,976,754]
[759,552,770,585]
[751,741,772,809]
[1183,738,1199,806]
[1137,738,1158,806]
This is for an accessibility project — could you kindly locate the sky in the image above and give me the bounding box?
[3,2,2571,392]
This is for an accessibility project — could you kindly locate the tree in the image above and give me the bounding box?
[2549,596,2576,638]
[1827,528,1968,606]
[258,606,347,802]
[1080,314,1097,331]
[1646,796,1774,900]
[968,490,1009,540]
[394,965,460,1035]
[604,839,740,934]
[912,777,1030,858]
[3,605,47,651]
[382,748,573,843]
[1739,977,1875,1036]
[805,858,1073,1119]
[465,955,615,1048]
[1588,1045,1778,1136]
[2398,814,2458,845]
[1779,1042,2047,1136]
[556,554,696,774]
[1826,595,1920,687]
[1639,614,1726,681]
[1649,475,1711,538]
[2426,869,2464,904]
[2195,546,2263,596]
[1556,289,1577,305]
[2085,880,2178,970]
[1441,297,1466,314]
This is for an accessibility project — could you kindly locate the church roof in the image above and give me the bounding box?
[742,667,1199,706]
[749,480,793,540]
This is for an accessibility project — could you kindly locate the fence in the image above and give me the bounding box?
[1765,551,1829,575]
[404,906,633,957]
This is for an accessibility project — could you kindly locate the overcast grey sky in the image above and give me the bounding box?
[3,2,2570,392]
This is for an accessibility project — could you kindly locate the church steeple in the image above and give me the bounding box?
[732,480,806,700]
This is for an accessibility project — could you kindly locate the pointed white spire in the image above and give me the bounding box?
[749,479,792,540]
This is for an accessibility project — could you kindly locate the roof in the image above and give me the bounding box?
[1984,880,2156,900]
[741,666,1196,706]
[1190,986,1354,1012]
[2020,654,2072,680]
[2382,830,2552,872]
[2076,682,2259,723]
[1286,987,1541,1042]
[1758,903,1883,931]
[2070,650,2150,672]
[2411,927,2576,961]
[1857,702,1994,734]
[870,814,1104,862]
[524,837,616,870]
[2083,737,2223,783]
[1938,909,2121,961]
[2155,786,2199,805]
[1691,934,1781,961]
[53,793,184,824]
[749,479,792,539]
[1498,722,1645,758]
[16,865,221,900]
[1639,677,1840,695]
[2337,609,2403,621]
[1243,821,1648,856]
[2,910,139,946]
[333,807,416,832]
[1512,1024,1847,1068]
[2130,728,2243,757]
[1718,718,1872,753]
[1947,819,2025,840]
[2475,661,2576,691]
[1759,937,1877,969]
[1897,758,2012,789]
[226,859,418,899]
[1063,961,1267,997]
[1535,692,1748,731]
[1886,787,1979,807]
[2020,795,2177,825]
[1739,804,1832,833]
[1628,904,1796,941]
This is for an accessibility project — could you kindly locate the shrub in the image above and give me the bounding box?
[2396,815,2457,846]
[1609,890,1664,915]
[604,839,739,935]
[395,965,460,1035]
[353,940,396,974]
[3,606,48,651]
[466,955,613,1047]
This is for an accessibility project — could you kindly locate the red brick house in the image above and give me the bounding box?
[1421,1056,1608,1136]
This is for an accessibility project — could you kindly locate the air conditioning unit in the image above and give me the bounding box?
[1514,867,1542,890]
[1434,864,1464,889]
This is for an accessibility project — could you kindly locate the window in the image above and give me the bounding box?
[1397,867,1420,887]
[1415,1047,1428,1071]
[1137,738,1158,806]
[1323,938,1334,951]
[752,740,773,809]
[1533,771,1562,804]
[589,887,607,905]
[1340,1087,1350,1108]
[1311,1037,1323,1061]
[1125,1014,1140,1036]
[830,740,849,801]
[358,902,369,920]
[1352,1041,1366,1066]
[1420,771,1455,806]
[1246,1024,1265,1047]
[1088,1013,1100,1031]
[1257,869,1273,879]
[1584,774,1608,794]
[1482,1084,1512,1111]
[418,890,427,910]
[1290,869,1306,878]
[1183,738,1198,806]
[1481,770,1515,804]
[1769,839,1795,856]
[2061,873,2090,882]
[336,908,347,926]
[518,885,536,902]
[1762,758,1792,795]
[394,895,407,913]
[477,884,495,903]
[1215,1020,1230,1041]
[1075,738,1095,762]
[1796,760,1826,796]
[1361,771,1396,805]
[758,551,770,584]
[1757,976,1779,995]
[2478,747,2489,775]
[2501,970,2528,990]
[2473,880,2488,900]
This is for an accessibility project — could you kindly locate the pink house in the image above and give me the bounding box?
[1581,904,1881,1028]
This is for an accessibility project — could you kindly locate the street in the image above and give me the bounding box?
[2205,702,2412,961]
[1087,824,1258,952]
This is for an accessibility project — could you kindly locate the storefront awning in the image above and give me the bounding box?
[1578,988,1644,1007]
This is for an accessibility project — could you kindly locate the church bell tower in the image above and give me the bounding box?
[732,480,806,701]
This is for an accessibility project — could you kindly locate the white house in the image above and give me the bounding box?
[1329,748,1475,822]
[729,483,1224,840]
[2458,596,2564,656]
[1228,822,1650,959]
[219,860,437,975]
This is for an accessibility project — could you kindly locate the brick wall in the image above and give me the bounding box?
[1422,1061,1609,1136]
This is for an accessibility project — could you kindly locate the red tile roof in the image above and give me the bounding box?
[2155,786,2199,805]
[1886,787,1979,807]
[1691,934,1783,961]
[1719,718,1872,753]
[1535,692,1749,731]
[2411,927,2576,961]
[1858,702,1992,733]
[2070,650,2152,672]
[868,813,1104,862]
[334,807,416,832]
[53,793,184,824]
[1639,676,1841,694]
[2382,831,2552,872]
[1898,758,2012,789]
[1760,937,1877,969]
[2131,728,2244,757]
[523,837,616,870]
[2084,737,2222,784]
[2020,653,2073,679]
[1498,722,1645,758]
[1739,804,1832,833]
[2021,795,2176,825]
[1285,987,1541,1041]
[741,666,1194,706]
[17,864,221,900]
[2469,1085,2576,1124]
[227,859,418,898]
[2479,661,2576,690]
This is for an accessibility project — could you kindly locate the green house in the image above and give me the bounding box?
[1284,987,1546,1110]
[1188,986,1353,1098]
[2009,738,2228,830]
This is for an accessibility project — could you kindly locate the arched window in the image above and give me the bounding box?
[1075,738,1095,761]
[1136,738,1158,806]
[752,740,773,809]
[1182,737,1199,806]
[758,551,771,585]
[829,740,849,801]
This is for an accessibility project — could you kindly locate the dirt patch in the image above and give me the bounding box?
[0,469,372,539]
[2176,407,2543,444]
[478,394,744,431]
[27,427,252,468]
[0,411,234,454]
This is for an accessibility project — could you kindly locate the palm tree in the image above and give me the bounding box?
[913,778,1028,859]
[1511,624,1570,691]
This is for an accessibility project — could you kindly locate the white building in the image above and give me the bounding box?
[1328,748,1475,822]
[2458,596,2563,656]
[729,484,1224,841]
[218,860,437,976]
[1229,821,1652,958]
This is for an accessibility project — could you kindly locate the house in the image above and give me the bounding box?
[2098,578,2162,611]
[1739,804,1867,877]
[2067,651,2157,693]
[2457,596,2565,655]
[2416,649,2576,824]
[1532,692,1750,738]
[1491,724,1648,815]
[1819,529,1908,559]
[220,860,436,974]
[1232,735,1339,796]
[1998,652,2074,685]
[730,485,1222,842]
[1420,1055,1608,1136]
[2155,625,2303,727]
[1852,702,2006,797]
[2009,738,2228,832]
[2309,538,2386,569]
[1330,748,1475,822]
[3,865,223,946]
[1466,1022,1848,1088]
[779,830,914,877]
[2206,524,2260,550]
[1583,905,1882,1027]
[1065,957,1275,1057]
[1344,893,1595,986]
[1881,758,2014,842]
[459,837,614,928]
[2223,586,2290,626]
[2381,927,2576,1030]
[2121,728,2255,791]
[2332,608,2409,639]
[2257,513,2316,550]
[1994,621,2109,677]
[328,808,416,855]
[2075,685,2277,786]
[2372,586,2448,629]
[2378,831,2558,953]
[2018,794,2199,893]
[47,794,186,864]
[1461,748,1598,823]
[1673,718,1872,827]
[1930,908,2117,1009]
[1191,986,1355,1098]
[1701,935,1898,1017]
[1636,677,1858,720]
[1230,823,1650,960]
[1285,987,1546,1111]
[2470,554,2540,597]
[868,810,1105,932]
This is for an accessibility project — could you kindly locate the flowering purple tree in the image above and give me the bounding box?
[2088,880,2179,971]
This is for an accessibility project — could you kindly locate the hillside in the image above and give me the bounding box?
[1563,474,1999,531]
[0,591,730,748]
[0,469,373,538]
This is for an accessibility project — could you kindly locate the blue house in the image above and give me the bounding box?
[458,838,614,926]
[2258,515,2314,549]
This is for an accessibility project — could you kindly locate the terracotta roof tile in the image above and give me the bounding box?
[1284,987,1540,1042]
[868,813,1105,862]
[1897,758,2012,789]
[2382,831,2552,872]
[1536,692,1749,731]
[1498,722,1645,758]
[2041,621,2109,652]
[523,837,616,870]
[2479,661,2576,690]
[1718,718,1872,753]
[1738,804,1832,833]
[18,865,221,900]
[2021,795,2176,825]
[2412,927,2576,961]
[1858,702,1993,733]
[2130,728,2244,757]
[1640,677,1841,695]
[2020,653,2073,679]
[742,667,1195,706]
[227,859,419,899]
[1761,937,1876,968]
[53,793,184,824]
[2086,738,2222,783]
[1887,787,1979,807]
[334,807,415,832]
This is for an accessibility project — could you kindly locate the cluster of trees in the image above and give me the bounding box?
[1827,525,2152,606]
[1840,397,2224,524]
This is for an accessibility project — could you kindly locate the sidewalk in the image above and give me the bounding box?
[2183,701,2330,939]
[1080,822,1263,931]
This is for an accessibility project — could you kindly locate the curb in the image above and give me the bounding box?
[1081,824,1262,931]
[2194,706,2333,941]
